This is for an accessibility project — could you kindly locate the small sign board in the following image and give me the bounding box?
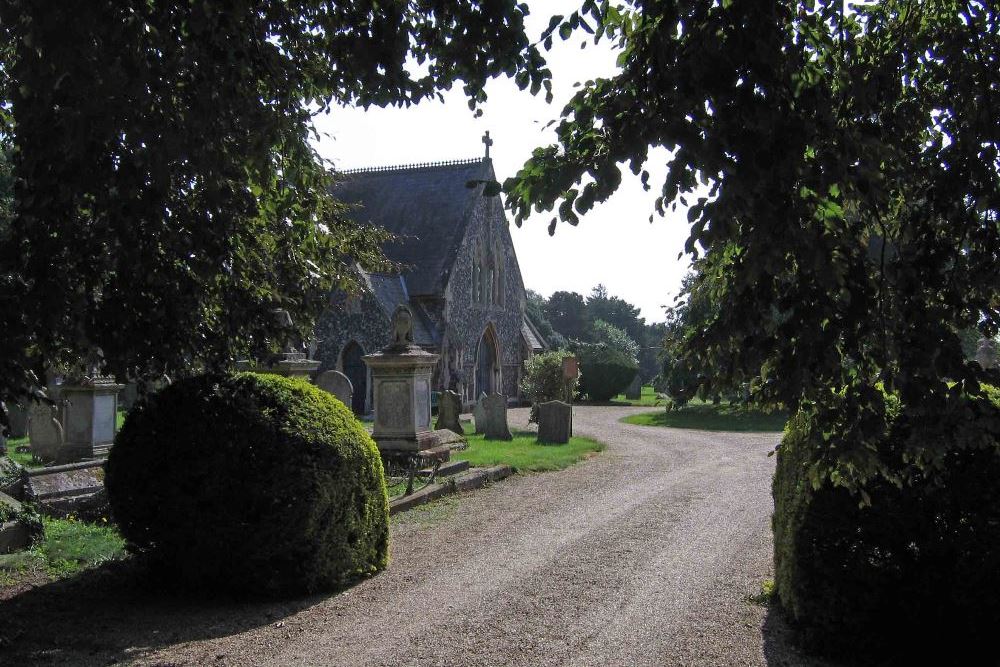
[562,356,579,380]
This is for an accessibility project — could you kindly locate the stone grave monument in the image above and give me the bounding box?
[537,400,573,444]
[237,309,321,379]
[59,374,125,462]
[481,393,513,441]
[364,305,465,458]
[624,374,642,400]
[435,390,464,435]
[473,392,487,434]
[316,370,353,408]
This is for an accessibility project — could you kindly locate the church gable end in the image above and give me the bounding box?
[316,150,536,408]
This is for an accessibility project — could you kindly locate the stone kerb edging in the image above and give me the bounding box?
[389,465,513,515]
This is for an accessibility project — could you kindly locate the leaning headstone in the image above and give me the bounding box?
[482,393,513,441]
[537,400,573,444]
[316,370,353,409]
[473,392,488,434]
[624,374,642,400]
[435,390,464,435]
[28,401,64,463]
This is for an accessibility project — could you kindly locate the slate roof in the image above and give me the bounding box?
[362,273,437,346]
[334,158,493,297]
[521,317,547,352]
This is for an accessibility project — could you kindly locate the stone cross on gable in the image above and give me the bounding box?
[482,131,493,159]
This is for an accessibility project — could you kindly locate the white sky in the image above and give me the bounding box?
[311,2,692,323]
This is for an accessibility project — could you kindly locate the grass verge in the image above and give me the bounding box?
[622,403,788,432]
[0,517,126,588]
[453,429,604,472]
[4,436,37,468]
[611,385,663,407]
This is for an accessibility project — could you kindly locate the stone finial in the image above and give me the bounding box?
[391,305,415,348]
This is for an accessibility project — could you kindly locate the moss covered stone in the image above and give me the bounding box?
[106,373,388,596]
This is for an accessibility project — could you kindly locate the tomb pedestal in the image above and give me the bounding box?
[364,305,465,458]
[58,377,124,462]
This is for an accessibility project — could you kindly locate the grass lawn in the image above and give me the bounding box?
[611,385,663,407]
[622,403,788,432]
[0,517,126,588]
[4,436,37,468]
[453,429,605,472]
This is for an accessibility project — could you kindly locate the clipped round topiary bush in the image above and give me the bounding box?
[575,344,639,402]
[106,373,388,596]
[773,391,1000,661]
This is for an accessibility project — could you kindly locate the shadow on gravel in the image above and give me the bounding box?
[0,558,346,666]
[761,607,849,667]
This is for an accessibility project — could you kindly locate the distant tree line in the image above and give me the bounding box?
[525,284,665,383]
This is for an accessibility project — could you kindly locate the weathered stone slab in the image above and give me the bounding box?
[482,393,513,441]
[0,491,34,553]
[537,400,573,444]
[316,370,354,408]
[25,460,108,519]
[435,390,464,435]
[473,392,487,434]
[624,374,642,400]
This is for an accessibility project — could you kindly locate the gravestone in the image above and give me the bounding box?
[435,390,463,435]
[482,393,513,441]
[5,403,29,439]
[473,392,488,434]
[537,400,573,444]
[624,374,642,400]
[316,370,353,409]
[28,401,64,463]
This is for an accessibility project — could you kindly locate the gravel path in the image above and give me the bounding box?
[3,406,827,666]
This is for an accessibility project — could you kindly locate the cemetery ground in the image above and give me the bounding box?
[0,405,832,667]
[612,386,789,433]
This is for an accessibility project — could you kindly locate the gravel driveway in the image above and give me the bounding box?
[3,406,828,666]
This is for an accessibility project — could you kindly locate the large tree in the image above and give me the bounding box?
[543,290,590,341]
[507,0,1000,490]
[0,1,550,408]
[586,284,645,344]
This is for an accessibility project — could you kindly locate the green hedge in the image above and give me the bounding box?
[773,390,1000,660]
[576,344,638,402]
[106,373,388,596]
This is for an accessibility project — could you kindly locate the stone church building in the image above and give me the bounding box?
[314,149,546,414]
